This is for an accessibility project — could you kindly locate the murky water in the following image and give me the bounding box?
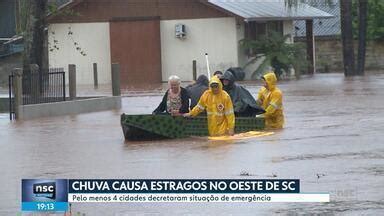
[0,73,383,215]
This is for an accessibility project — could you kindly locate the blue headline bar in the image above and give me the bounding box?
[68,179,300,193]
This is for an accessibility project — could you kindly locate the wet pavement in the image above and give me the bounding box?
[0,73,384,215]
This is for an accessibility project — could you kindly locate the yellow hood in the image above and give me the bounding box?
[262,72,277,90]
[209,76,223,92]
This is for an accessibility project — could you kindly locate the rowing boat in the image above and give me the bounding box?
[121,114,265,140]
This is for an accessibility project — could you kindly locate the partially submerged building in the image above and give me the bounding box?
[47,0,333,87]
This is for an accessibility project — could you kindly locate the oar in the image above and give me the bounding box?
[205,53,211,79]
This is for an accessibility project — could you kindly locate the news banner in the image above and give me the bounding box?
[22,179,329,212]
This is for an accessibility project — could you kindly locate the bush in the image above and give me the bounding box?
[240,31,308,79]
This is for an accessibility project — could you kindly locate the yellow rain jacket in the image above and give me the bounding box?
[257,72,285,129]
[189,77,235,136]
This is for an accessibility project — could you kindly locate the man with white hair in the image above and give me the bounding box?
[153,75,190,116]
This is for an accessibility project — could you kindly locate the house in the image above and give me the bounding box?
[294,0,340,38]
[47,0,333,87]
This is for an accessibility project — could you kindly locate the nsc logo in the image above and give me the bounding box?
[22,179,68,203]
[33,182,56,199]
[22,179,68,212]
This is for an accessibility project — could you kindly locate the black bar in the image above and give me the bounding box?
[63,72,66,101]
[46,73,48,103]
[22,76,26,105]
[54,72,57,102]
[9,75,12,120]
[33,73,36,104]
[44,73,47,103]
[32,73,35,104]
[48,73,50,103]
[39,71,42,94]
[45,71,64,75]
[55,73,57,102]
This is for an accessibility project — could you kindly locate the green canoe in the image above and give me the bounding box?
[121,114,265,140]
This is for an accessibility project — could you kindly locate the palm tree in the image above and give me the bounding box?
[240,31,307,79]
[357,0,368,75]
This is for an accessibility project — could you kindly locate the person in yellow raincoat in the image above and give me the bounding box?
[183,76,235,136]
[256,72,285,129]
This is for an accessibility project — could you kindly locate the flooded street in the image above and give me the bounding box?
[1,73,384,215]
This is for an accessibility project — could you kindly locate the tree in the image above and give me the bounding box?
[353,0,384,41]
[22,0,48,74]
[357,0,368,75]
[17,0,81,74]
[340,0,356,76]
[240,31,307,79]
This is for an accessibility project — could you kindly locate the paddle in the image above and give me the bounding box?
[205,53,211,79]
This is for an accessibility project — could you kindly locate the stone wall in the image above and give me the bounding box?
[313,38,384,73]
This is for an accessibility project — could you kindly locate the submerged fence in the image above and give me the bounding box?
[9,68,66,120]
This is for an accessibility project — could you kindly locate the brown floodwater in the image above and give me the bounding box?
[0,73,383,215]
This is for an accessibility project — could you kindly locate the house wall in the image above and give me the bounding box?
[48,0,232,84]
[160,17,238,81]
[48,22,111,85]
[236,20,246,67]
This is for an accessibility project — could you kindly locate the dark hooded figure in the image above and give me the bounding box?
[220,70,265,117]
[186,74,209,108]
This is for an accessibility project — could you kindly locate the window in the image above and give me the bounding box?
[245,21,283,40]
[244,21,284,56]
